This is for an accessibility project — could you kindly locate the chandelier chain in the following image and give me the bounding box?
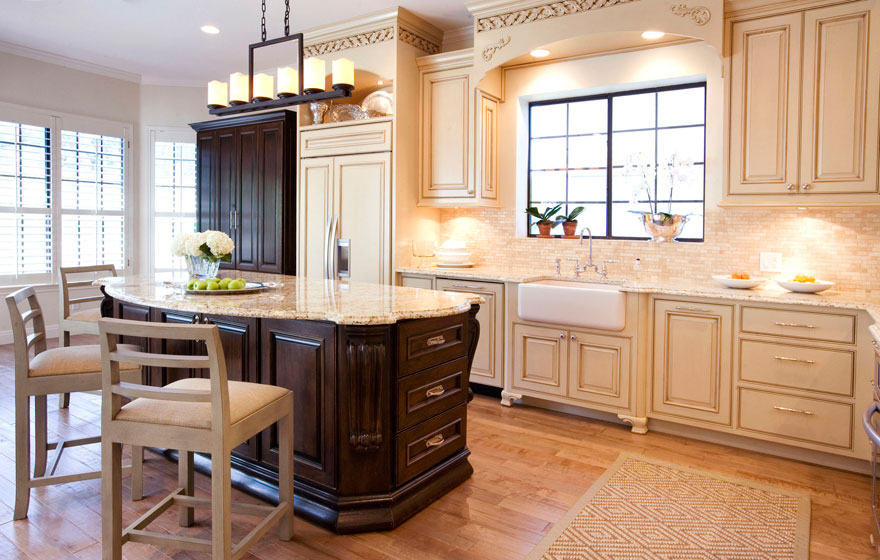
[261,0,267,42]
[284,0,290,36]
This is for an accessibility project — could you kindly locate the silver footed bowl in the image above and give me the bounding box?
[639,213,689,243]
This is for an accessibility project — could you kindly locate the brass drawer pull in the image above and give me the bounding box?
[425,434,445,448]
[426,335,446,347]
[675,306,710,313]
[772,405,814,416]
[775,321,816,329]
[773,355,816,364]
[425,385,445,398]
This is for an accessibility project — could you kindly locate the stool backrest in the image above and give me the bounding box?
[97,318,231,430]
[5,287,47,381]
[59,264,117,321]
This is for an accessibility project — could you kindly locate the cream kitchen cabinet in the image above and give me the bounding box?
[726,0,880,204]
[299,120,392,284]
[650,300,734,426]
[436,278,504,388]
[417,49,499,207]
[512,323,568,397]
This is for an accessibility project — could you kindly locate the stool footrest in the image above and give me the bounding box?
[125,529,211,553]
[174,494,276,517]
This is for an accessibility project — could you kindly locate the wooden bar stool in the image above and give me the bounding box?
[98,318,294,560]
[57,264,118,409]
[6,287,143,520]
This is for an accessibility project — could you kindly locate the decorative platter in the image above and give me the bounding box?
[361,90,393,115]
[184,281,277,295]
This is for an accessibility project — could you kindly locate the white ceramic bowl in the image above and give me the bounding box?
[438,240,468,251]
[435,247,470,256]
[436,251,472,265]
[712,275,767,289]
[775,279,835,293]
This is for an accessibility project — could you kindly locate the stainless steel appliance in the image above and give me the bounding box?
[863,325,880,557]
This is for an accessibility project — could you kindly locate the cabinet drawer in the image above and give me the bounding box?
[397,357,469,430]
[398,313,468,377]
[739,339,854,396]
[741,307,854,344]
[396,405,466,485]
[738,388,853,449]
[300,120,392,157]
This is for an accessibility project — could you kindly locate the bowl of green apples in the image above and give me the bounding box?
[184,277,270,295]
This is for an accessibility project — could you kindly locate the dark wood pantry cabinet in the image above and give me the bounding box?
[190,111,297,275]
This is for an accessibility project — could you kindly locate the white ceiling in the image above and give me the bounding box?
[0,0,473,85]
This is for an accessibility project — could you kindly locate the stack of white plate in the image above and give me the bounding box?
[435,240,473,267]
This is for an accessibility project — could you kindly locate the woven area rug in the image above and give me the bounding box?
[527,454,811,560]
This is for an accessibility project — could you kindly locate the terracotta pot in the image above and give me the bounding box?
[537,222,553,238]
[562,221,578,238]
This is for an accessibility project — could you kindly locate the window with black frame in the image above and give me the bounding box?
[527,82,706,240]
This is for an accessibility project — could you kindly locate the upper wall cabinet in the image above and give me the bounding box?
[417,49,500,207]
[726,0,880,205]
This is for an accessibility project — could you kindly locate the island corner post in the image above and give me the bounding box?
[100,283,481,533]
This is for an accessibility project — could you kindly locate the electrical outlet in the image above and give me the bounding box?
[760,252,782,273]
[70,303,80,311]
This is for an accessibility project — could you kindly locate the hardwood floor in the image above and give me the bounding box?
[0,336,875,559]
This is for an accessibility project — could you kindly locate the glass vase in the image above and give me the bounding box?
[187,256,221,279]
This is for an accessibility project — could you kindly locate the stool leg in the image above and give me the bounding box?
[13,393,31,520]
[33,395,47,478]
[211,448,232,558]
[178,450,194,527]
[58,331,70,409]
[102,438,123,560]
[131,445,144,501]
[278,411,294,541]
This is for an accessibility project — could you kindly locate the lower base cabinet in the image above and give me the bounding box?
[650,300,734,426]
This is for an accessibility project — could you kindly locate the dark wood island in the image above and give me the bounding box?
[98,274,481,533]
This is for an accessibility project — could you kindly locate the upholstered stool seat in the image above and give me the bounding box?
[29,344,140,378]
[66,308,102,323]
[117,378,290,430]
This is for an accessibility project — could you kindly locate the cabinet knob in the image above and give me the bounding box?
[785,184,795,191]
[570,335,576,341]
[801,184,811,190]
[559,333,565,339]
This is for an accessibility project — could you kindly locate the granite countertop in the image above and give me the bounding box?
[97,273,482,325]
[397,265,880,322]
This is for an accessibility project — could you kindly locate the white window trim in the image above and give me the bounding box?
[0,100,133,290]
[145,126,196,276]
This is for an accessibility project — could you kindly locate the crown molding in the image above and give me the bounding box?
[303,8,401,47]
[468,0,643,32]
[416,48,474,70]
[0,40,141,84]
[443,26,475,47]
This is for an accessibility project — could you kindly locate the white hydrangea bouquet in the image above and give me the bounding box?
[171,230,235,278]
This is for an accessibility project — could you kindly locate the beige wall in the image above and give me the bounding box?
[437,42,880,295]
[0,50,207,341]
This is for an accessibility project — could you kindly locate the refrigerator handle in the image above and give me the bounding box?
[325,215,338,280]
[864,403,880,448]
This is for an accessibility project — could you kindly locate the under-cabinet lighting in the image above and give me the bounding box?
[641,31,665,39]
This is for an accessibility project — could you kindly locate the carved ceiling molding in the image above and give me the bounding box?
[482,36,511,61]
[398,28,441,54]
[476,0,642,32]
[670,4,711,25]
[304,27,395,56]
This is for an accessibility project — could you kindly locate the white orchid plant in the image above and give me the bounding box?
[171,230,235,262]
[626,152,694,222]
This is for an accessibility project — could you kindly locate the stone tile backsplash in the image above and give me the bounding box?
[434,206,880,295]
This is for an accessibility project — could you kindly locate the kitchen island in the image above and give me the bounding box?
[98,273,482,533]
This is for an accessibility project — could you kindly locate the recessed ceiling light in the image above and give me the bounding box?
[201,25,220,35]
[530,49,550,58]
[377,80,383,85]
[641,31,665,40]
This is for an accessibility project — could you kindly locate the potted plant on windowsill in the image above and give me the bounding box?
[526,204,562,238]
[557,206,585,239]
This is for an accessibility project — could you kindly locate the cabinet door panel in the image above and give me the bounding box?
[257,121,284,272]
[651,301,733,425]
[298,158,333,279]
[801,2,879,193]
[236,126,259,271]
[336,152,391,284]
[261,319,337,489]
[512,323,567,396]
[196,132,217,232]
[729,14,802,194]
[568,331,631,410]
[421,69,471,198]
[113,301,154,385]
[476,91,498,201]
[436,278,503,387]
[152,309,205,386]
[216,130,236,271]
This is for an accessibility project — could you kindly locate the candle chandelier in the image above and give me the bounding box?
[206,0,354,116]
